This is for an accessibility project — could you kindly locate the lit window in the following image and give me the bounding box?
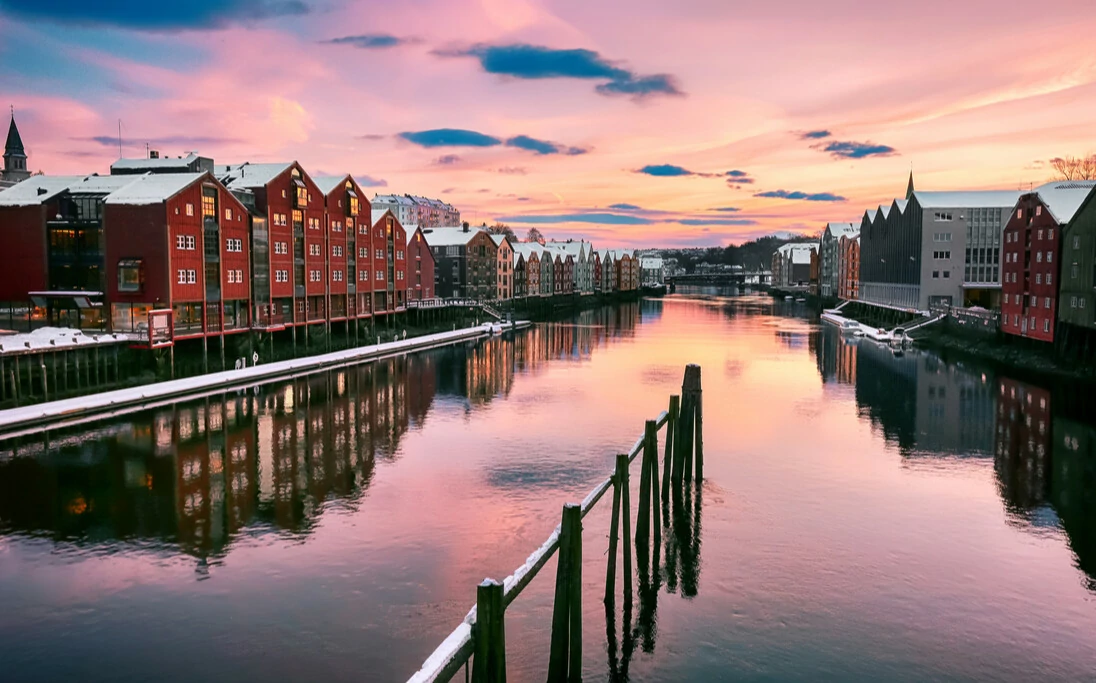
[118,259,142,292]
[225,208,233,221]
[186,203,194,216]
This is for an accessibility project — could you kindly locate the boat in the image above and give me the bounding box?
[784,295,793,301]
[839,319,861,335]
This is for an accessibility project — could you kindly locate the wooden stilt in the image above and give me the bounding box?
[621,452,632,606]
[472,579,506,683]
[604,469,621,606]
[661,395,678,502]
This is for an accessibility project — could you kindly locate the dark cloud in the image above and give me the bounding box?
[399,129,586,156]
[505,135,587,156]
[819,140,897,159]
[516,197,531,201]
[755,189,847,202]
[711,206,742,212]
[433,154,463,165]
[74,134,243,147]
[609,203,643,210]
[358,134,386,141]
[725,169,756,187]
[496,167,527,175]
[399,129,502,148]
[355,175,387,187]
[801,130,832,139]
[0,0,309,30]
[677,218,756,226]
[636,164,694,177]
[321,34,418,49]
[435,43,683,98]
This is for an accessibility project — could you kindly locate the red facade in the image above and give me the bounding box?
[1001,193,1062,343]
[0,203,50,300]
[407,227,435,301]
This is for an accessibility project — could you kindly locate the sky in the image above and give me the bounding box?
[1,0,1094,248]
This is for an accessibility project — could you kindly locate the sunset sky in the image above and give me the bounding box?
[1,0,1094,248]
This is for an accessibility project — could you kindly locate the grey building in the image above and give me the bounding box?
[859,174,1018,312]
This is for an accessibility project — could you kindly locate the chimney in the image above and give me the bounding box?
[462,221,470,233]
[149,150,159,159]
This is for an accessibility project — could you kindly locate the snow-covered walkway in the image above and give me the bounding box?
[0,321,530,437]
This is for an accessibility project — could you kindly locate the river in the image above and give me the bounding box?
[1,290,1094,682]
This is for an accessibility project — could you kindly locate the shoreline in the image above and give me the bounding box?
[0,321,531,439]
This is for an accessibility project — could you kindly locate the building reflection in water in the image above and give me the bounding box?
[0,302,642,564]
[813,326,1096,590]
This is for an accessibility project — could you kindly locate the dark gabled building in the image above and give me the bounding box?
[2,112,30,188]
[1058,183,1096,345]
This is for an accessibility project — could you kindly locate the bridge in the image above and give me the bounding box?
[667,271,772,287]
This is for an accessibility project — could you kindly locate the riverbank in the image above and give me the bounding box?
[910,323,1096,382]
[0,321,531,438]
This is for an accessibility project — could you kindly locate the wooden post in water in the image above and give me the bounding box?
[693,366,704,484]
[661,395,678,502]
[604,468,621,606]
[620,452,633,606]
[676,365,699,485]
[548,503,582,682]
[472,578,506,683]
[636,420,655,552]
[649,421,662,552]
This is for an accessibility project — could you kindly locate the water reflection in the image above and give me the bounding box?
[813,325,1096,590]
[0,303,643,563]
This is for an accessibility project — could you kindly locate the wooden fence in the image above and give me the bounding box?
[407,364,704,683]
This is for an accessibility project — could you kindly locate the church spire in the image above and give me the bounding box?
[3,107,30,184]
[905,169,915,200]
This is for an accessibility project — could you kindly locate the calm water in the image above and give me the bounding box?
[2,291,1095,682]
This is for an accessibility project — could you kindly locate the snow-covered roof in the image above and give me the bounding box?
[111,153,200,172]
[489,233,511,248]
[67,175,139,195]
[371,208,392,226]
[825,222,858,238]
[878,204,893,219]
[104,173,206,205]
[1031,180,1096,224]
[0,175,84,206]
[791,249,813,264]
[548,240,592,257]
[599,249,615,262]
[512,243,544,262]
[314,174,350,195]
[421,226,481,247]
[639,256,663,268]
[913,189,1020,210]
[374,194,415,207]
[220,162,294,189]
[864,209,878,222]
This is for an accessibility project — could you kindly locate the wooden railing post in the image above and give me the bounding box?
[677,365,700,485]
[649,422,661,552]
[619,453,633,606]
[693,367,703,484]
[472,579,505,683]
[604,470,621,606]
[636,420,656,552]
[548,503,582,683]
[661,395,678,502]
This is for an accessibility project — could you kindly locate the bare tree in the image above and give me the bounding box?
[525,227,545,244]
[486,222,517,242]
[1049,154,1096,181]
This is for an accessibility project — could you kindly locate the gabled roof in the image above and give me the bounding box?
[1030,180,1096,224]
[825,222,858,239]
[489,233,511,248]
[5,115,25,155]
[912,189,1020,209]
[0,175,83,206]
[371,208,395,226]
[111,153,200,172]
[104,173,207,205]
[314,174,351,195]
[421,226,481,247]
[220,162,294,189]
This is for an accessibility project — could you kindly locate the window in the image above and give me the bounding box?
[397,250,404,260]
[360,270,367,281]
[1031,296,1038,306]
[1036,274,1042,285]
[226,238,243,253]
[1047,251,1053,263]
[309,217,320,230]
[1044,319,1050,333]
[1045,297,1051,309]
[225,208,233,221]
[118,259,142,292]
[1036,206,1043,217]
[176,235,187,250]
[202,190,216,218]
[227,270,236,284]
[1037,252,1043,263]
[333,270,343,282]
[1047,274,1052,285]
[359,247,367,258]
[1071,296,1078,308]
[932,271,940,279]
[292,210,303,227]
[1048,228,1054,239]
[274,241,287,255]
[934,212,953,221]
[186,203,194,216]
[309,244,320,257]
[187,270,197,284]
[332,221,342,232]
[333,245,343,257]
[397,270,404,281]
[942,270,950,279]
[275,270,288,283]
[178,269,187,284]
[376,270,384,281]
[1038,229,1044,240]
[1017,209,1023,219]
[376,249,384,259]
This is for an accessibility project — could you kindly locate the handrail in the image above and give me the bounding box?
[406,408,672,682]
